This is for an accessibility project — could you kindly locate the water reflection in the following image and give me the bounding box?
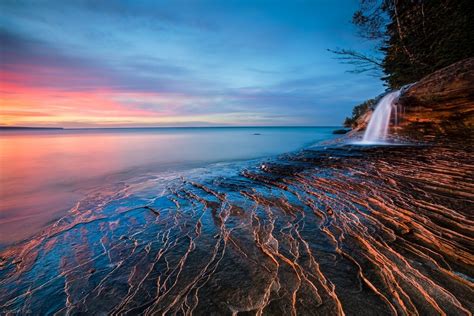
[0,127,335,245]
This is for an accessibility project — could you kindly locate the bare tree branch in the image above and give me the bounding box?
[327,48,383,76]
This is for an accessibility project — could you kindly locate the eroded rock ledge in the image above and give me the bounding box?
[352,57,474,142]
[1,141,472,315]
[396,57,474,140]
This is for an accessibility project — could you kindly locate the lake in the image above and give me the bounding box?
[0,127,337,245]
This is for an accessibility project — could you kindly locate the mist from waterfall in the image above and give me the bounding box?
[361,90,400,144]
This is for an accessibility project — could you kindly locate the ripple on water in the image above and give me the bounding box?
[0,143,473,315]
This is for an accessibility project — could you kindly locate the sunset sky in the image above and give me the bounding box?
[1,0,384,128]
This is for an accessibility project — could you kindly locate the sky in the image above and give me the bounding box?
[0,0,384,128]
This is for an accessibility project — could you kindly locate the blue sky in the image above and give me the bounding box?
[1,0,384,127]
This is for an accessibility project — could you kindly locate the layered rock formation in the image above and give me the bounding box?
[352,57,474,141]
[1,141,472,315]
[1,58,472,316]
[349,110,372,132]
[396,57,474,140]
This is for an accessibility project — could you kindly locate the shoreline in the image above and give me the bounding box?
[0,128,333,247]
[1,136,472,314]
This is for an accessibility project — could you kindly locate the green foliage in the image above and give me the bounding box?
[343,98,377,128]
[333,0,474,88]
[339,0,474,125]
[382,0,474,88]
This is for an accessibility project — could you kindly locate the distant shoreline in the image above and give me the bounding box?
[0,126,341,131]
[0,126,64,130]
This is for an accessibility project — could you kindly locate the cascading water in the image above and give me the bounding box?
[361,90,400,143]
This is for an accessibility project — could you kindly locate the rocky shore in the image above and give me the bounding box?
[1,139,473,315]
[0,59,473,315]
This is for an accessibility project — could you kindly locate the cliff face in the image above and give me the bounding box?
[351,58,474,141]
[395,57,474,140]
[350,110,372,132]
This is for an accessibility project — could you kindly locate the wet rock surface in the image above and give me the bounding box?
[0,141,472,315]
[332,129,350,135]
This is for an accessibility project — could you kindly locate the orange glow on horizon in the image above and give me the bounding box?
[0,71,229,127]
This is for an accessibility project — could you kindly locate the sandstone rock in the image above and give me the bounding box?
[350,110,372,133]
[396,57,474,140]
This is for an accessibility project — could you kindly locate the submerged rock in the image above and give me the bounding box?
[332,129,350,134]
[0,141,472,315]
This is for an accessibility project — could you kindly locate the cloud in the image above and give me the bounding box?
[0,1,384,127]
[0,28,201,93]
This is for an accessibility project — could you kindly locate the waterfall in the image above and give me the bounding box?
[361,90,400,143]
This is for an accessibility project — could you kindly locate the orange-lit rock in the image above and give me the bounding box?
[397,57,474,140]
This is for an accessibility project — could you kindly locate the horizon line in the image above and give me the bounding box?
[0,125,343,130]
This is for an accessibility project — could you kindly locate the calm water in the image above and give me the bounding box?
[0,127,336,245]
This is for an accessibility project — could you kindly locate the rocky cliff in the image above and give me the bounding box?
[351,58,474,141]
[395,57,474,140]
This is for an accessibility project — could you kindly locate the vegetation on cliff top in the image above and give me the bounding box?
[338,0,474,126]
[382,0,474,88]
[343,98,376,128]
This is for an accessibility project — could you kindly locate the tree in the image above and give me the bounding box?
[328,48,383,77]
[329,0,389,79]
[333,0,474,88]
[382,0,474,87]
[343,98,377,128]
